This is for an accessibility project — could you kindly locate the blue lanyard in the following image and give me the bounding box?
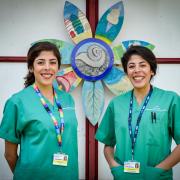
[128,86,153,160]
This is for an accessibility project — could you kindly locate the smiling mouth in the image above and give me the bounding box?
[41,73,53,79]
[133,76,144,81]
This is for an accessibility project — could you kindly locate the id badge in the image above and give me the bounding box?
[53,153,68,166]
[124,161,140,173]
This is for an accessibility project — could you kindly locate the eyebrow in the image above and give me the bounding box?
[128,61,146,65]
[35,58,57,61]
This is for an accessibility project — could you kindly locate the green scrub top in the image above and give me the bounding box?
[95,87,180,180]
[0,85,78,180]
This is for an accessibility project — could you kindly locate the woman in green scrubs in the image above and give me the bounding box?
[0,42,78,180]
[95,46,180,180]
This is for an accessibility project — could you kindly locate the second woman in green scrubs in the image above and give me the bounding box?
[95,45,180,180]
[0,42,79,179]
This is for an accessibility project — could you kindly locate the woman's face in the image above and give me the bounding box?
[32,51,59,88]
[127,54,154,91]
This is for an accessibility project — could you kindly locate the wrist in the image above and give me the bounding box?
[109,159,120,168]
[156,164,169,171]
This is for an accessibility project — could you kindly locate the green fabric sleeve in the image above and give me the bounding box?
[168,93,180,144]
[95,101,116,146]
[0,98,21,143]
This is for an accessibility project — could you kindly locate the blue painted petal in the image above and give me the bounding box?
[103,66,133,95]
[122,40,155,50]
[95,1,124,44]
[64,1,92,44]
[103,66,125,84]
[32,39,74,64]
[82,81,104,125]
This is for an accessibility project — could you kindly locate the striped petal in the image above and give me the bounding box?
[82,81,104,125]
[103,66,133,95]
[95,1,124,45]
[122,40,155,50]
[56,67,82,92]
[32,39,74,64]
[64,1,92,44]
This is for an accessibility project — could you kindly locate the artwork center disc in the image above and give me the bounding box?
[71,38,114,81]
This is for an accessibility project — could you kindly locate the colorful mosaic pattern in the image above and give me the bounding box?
[34,1,155,125]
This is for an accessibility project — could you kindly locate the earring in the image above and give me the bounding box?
[29,68,33,73]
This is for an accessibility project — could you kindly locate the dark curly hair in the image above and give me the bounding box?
[24,41,61,87]
[121,45,157,77]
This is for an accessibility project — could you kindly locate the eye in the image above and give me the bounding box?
[50,60,57,64]
[128,64,135,69]
[36,60,44,65]
[49,60,58,65]
[140,63,147,68]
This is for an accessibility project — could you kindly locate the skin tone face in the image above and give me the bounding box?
[127,54,154,94]
[32,51,59,90]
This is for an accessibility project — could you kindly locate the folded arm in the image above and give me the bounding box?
[156,144,180,170]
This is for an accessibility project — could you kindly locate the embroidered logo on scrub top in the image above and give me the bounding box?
[146,105,167,112]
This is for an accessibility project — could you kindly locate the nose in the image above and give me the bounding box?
[44,62,50,70]
[134,65,140,72]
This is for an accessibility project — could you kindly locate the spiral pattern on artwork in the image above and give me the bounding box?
[75,44,109,77]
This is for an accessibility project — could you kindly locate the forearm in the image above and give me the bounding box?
[5,141,18,173]
[156,144,180,170]
[4,153,18,172]
[104,145,120,168]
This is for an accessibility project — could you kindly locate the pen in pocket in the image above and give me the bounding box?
[151,112,156,123]
[154,112,156,123]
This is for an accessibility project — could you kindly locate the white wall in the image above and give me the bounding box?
[0,0,180,180]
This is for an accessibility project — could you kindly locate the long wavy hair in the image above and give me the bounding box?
[24,41,61,87]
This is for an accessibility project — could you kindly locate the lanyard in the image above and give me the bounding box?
[128,86,153,160]
[33,84,64,150]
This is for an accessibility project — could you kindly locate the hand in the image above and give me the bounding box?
[155,164,166,171]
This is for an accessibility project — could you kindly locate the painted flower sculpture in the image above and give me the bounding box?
[36,1,155,125]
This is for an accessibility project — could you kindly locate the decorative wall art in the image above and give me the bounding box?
[34,1,155,125]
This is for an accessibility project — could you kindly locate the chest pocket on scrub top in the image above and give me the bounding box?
[146,109,168,166]
[63,106,77,128]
